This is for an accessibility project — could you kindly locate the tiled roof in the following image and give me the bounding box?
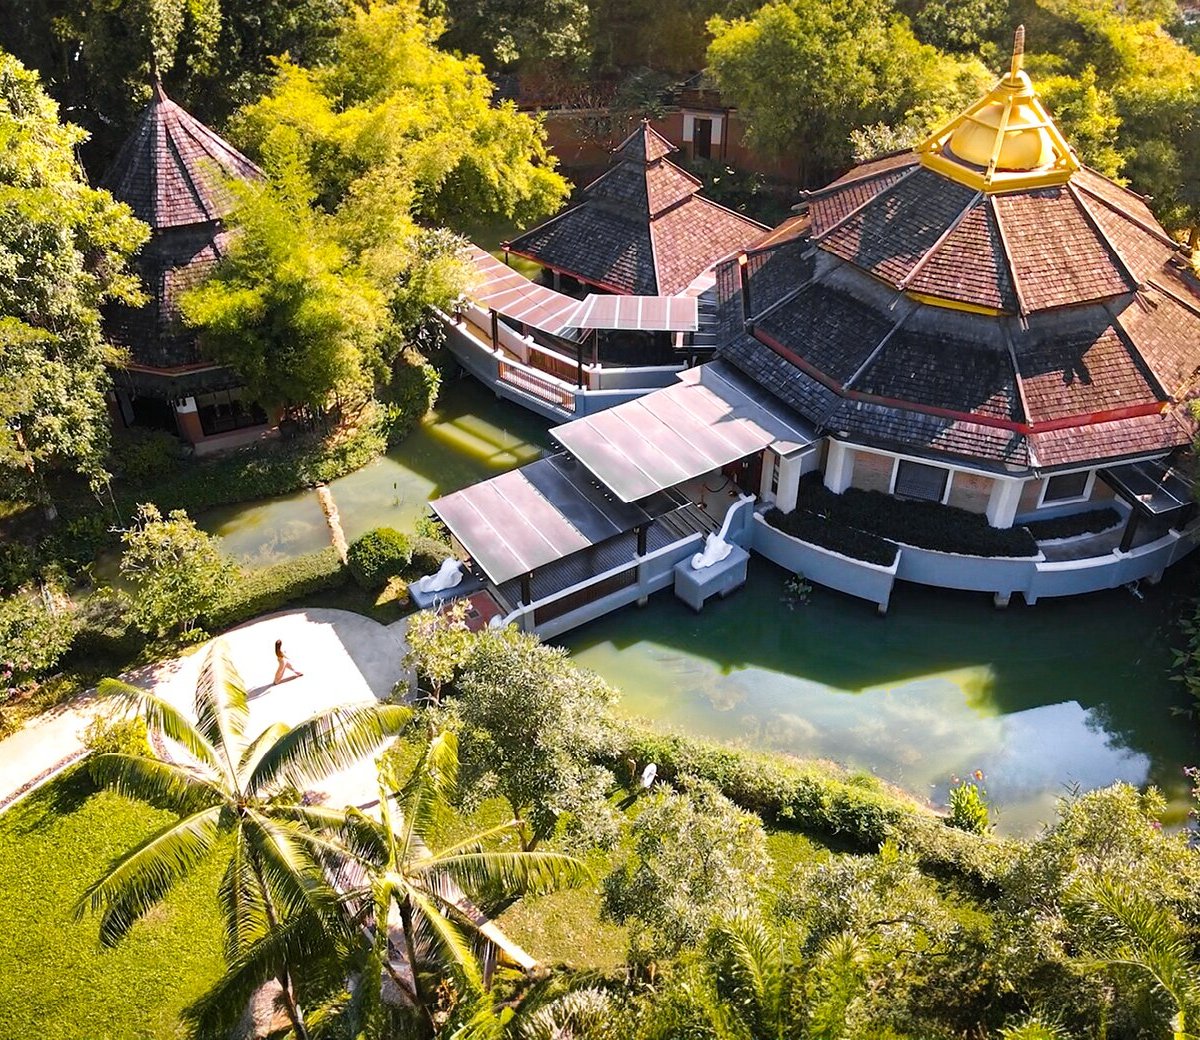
[743,238,816,314]
[102,81,261,230]
[757,282,893,384]
[721,332,840,424]
[1111,288,1200,399]
[1015,310,1158,423]
[507,121,763,296]
[992,188,1132,310]
[820,168,978,285]
[905,199,1017,311]
[808,162,917,237]
[1031,411,1189,468]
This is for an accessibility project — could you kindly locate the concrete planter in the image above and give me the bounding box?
[894,542,1041,596]
[752,515,897,613]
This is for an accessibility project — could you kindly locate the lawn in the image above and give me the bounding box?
[0,769,225,1040]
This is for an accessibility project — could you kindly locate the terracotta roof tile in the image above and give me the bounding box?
[1074,187,1177,284]
[651,197,766,296]
[614,122,677,163]
[820,168,977,286]
[1015,310,1159,422]
[757,282,892,384]
[993,188,1132,311]
[1075,168,1159,227]
[743,239,816,314]
[510,205,655,294]
[826,400,1030,466]
[1114,289,1200,398]
[645,161,702,215]
[906,199,1017,311]
[1031,411,1188,468]
[809,165,914,237]
[102,82,260,230]
[826,151,918,187]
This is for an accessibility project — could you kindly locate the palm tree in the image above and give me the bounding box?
[195,729,591,1040]
[75,639,413,1039]
[1069,876,1200,1040]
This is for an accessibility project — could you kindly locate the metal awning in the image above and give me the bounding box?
[551,361,817,502]
[465,245,581,337]
[567,294,698,333]
[431,453,653,585]
[1100,458,1196,516]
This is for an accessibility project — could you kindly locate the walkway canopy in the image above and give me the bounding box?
[1100,458,1196,516]
[465,246,581,337]
[551,362,817,502]
[569,294,698,333]
[431,453,654,585]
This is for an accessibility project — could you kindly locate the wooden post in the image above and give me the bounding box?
[520,572,532,606]
[489,309,499,351]
[636,524,648,557]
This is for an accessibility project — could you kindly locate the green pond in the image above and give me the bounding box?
[195,379,1199,834]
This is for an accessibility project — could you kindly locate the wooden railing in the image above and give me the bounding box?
[532,566,636,625]
[527,342,581,384]
[498,361,576,411]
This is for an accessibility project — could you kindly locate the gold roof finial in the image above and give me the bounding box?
[1009,25,1025,81]
[914,25,1080,192]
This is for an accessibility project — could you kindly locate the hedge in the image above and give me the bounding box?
[797,474,1037,558]
[764,507,899,567]
[603,726,1016,887]
[1025,506,1122,541]
[204,548,348,630]
[348,528,413,590]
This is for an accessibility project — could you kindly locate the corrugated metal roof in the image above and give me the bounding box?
[431,453,653,585]
[551,362,816,502]
[569,294,698,332]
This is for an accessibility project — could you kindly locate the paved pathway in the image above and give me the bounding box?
[0,608,411,811]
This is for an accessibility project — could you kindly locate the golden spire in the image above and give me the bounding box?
[915,25,1079,193]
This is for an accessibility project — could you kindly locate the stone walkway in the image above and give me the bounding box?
[0,608,411,811]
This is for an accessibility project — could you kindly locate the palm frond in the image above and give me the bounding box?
[407,886,485,994]
[219,827,272,961]
[98,677,225,779]
[87,752,224,816]
[247,703,413,797]
[194,639,251,773]
[426,849,590,903]
[184,905,342,1040]
[710,916,791,1038]
[394,729,460,860]
[238,720,291,784]
[75,804,224,945]
[242,810,348,925]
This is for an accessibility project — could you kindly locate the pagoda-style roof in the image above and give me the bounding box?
[715,31,1200,473]
[102,83,260,370]
[102,80,261,230]
[506,122,766,296]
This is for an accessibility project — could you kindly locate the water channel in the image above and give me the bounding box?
[197,376,1200,834]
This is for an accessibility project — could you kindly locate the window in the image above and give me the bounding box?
[893,460,949,503]
[1041,470,1091,504]
[195,388,267,437]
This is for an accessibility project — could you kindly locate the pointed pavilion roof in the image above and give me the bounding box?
[506,122,766,296]
[102,80,262,230]
[714,30,1200,474]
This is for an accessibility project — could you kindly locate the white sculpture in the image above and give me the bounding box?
[640,763,658,789]
[690,495,752,570]
[416,558,464,594]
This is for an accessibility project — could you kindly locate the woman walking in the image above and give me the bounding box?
[273,639,303,684]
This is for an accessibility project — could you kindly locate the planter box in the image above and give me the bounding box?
[894,542,1041,595]
[752,515,897,612]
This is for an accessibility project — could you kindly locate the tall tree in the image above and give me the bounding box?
[230,0,571,230]
[0,52,147,511]
[77,640,413,1038]
[706,0,991,183]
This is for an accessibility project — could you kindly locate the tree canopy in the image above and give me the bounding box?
[0,52,147,506]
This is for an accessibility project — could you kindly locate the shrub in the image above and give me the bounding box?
[348,527,413,590]
[948,774,993,834]
[37,512,115,578]
[796,474,1037,557]
[0,589,76,687]
[408,534,454,577]
[1025,507,1122,541]
[82,715,152,785]
[765,507,898,566]
[205,548,348,630]
[382,357,440,447]
[65,589,143,666]
[0,542,37,594]
[107,429,182,482]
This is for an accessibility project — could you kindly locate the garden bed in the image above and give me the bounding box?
[1025,506,1122,541]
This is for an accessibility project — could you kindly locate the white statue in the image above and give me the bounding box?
[417,558,464,594]
[691,495,752,570]
[640,763,658,789]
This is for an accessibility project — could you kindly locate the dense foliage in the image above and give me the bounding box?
[205,547,349,630]
[765,506,900,566]
[0,54,147,509]
[348,528,414,590]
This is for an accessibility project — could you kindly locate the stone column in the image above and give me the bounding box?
[775,451,808,513]
[985,476,1023,529]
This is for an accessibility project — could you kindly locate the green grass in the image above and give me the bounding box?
[0,769,225,1040]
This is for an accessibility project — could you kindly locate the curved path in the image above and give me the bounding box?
[0,608,411,812]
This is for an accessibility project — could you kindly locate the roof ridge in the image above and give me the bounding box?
[896,190,984,291]
[811,164,922,245]
[988,195,1029,318]
[1066,181,1141,297]
[802,154,918,202]
[1073,178,1181,251]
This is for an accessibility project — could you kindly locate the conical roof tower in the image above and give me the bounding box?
[717,29,1200,474]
